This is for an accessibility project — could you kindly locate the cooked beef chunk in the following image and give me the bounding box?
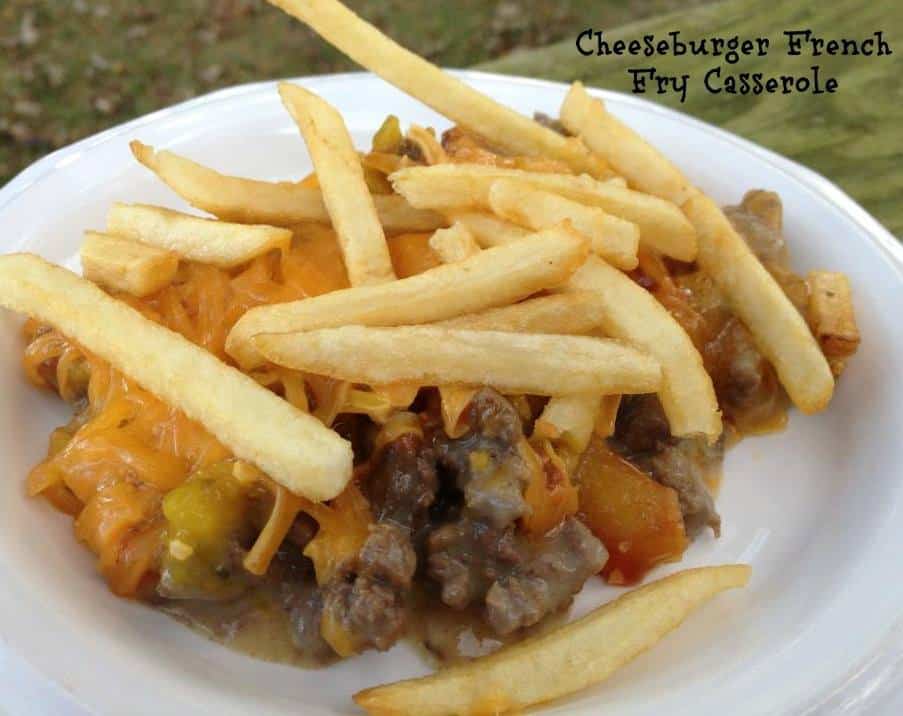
[321,523,417,653]
[308,429,440,657]
[358,522,418,585]
[614,395,671,455]
[434,388,531,527]
[427,518,524,609]
[724,191,786,264]
[366,432,438,532]
[485,518,607,634]
[427,388,606,633]
[285,582,335,662]
[725,190,807,312]
[646,441,722,538]
[428,517,605,634]
[708,318,777,416]
[613,395,722,538]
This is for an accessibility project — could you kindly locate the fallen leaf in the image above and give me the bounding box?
[201,65,224,83]
[19,10,39,47]
[93,96,118,115]
[8,122,35,143]
[126,25,149,40]
[13,100,42,119]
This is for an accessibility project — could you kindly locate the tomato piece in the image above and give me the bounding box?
[576,438,688,585]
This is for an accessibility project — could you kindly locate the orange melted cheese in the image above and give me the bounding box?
[21,224,417,596]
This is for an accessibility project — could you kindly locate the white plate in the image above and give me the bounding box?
[1,71,902,716]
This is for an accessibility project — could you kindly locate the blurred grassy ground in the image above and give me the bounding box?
[0,0,695,186]
[480,0,902,234]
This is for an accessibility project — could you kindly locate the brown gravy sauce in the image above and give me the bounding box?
[158,584,569,669]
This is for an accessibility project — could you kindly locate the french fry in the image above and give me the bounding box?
[533,393,599,455]
[106,203,292,268]
[130,141,443,232]
[80,231,178,297]
[392,164,696,261]
[438,293,605,335]
[560,82,695,206]
[0,254,353,501]
[226,226,590,368]
[428,223,481,263]
[265,0,610,177]
[425,223,487,439]
[279,83,395,286]
[252,326,662,397]
[488,178,639,270]
[564,256,722,440]
[685,195,834,413]
[354,565,751,716]
[446,211,530,248]
[595,394,622,438]
[807,270,860,376]
[558,83,832,412]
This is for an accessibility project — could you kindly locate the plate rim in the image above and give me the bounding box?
[1,69,902,716]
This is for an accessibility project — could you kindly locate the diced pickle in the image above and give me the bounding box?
[363,166,394,195]
[159,461,251,600]
[371,115,403,154]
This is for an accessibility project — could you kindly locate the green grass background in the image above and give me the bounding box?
[2,0,899,233]
[0,0,693,186]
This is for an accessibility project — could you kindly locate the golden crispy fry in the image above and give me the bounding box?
[426,223,487,438]
[227,226,590,368]
[438,293,605,335]
[807,270,860,377]
[557,83,832,412]
[279,83,395,285]
[253,326,662,396]
[560,82,695,206]
[80,231,178,297]
[428,223,481,263]
[0,254,352,501]
[489,178,639,270]
[106,203,291,268]
[807,271,859,357]
[533,393,599,455]
[265,0,610,177]
[595,394,622,438]
[445,211,530,248]
[685,195,834,413]
[130,141,443,232]
[391,164,695,261]
[354,565,751,716]
[564,256,722,440]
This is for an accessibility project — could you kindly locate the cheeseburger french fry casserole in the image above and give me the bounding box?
[0,1,861,714]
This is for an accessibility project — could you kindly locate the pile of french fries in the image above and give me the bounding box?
[0,0,863,713]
